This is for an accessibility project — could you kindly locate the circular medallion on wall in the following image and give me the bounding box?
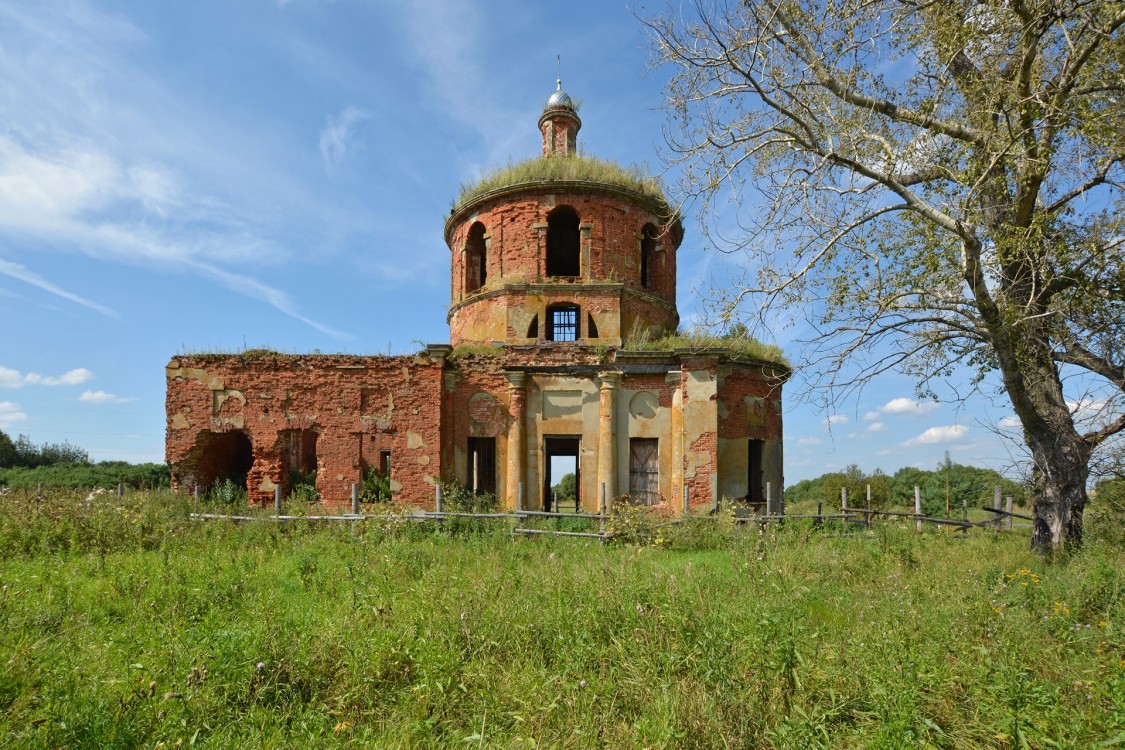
[628,391,659,421]
[468,392,505,436]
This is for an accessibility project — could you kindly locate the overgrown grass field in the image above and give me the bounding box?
[0,491,1122,748]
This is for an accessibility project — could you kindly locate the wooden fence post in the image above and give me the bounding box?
[351,483,359,515]
[914,486,922,532]
[865,484,872,528]
[435,484,443,515]
[274,485,282,515]
[1005,495,1013,531]
[117,483,124,498]
[816,501,823,527]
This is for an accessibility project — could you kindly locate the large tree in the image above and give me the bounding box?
[645,0,1125,549]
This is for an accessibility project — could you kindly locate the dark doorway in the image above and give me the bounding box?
[467,437,496,495]
[543,435,580,512]
[546,206,580,276]
[629,438,660,505]
[193,430,253,493]
[747,439,765,505]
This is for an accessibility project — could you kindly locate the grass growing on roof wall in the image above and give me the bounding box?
[624,327,790,366]
[454,154,671,209]
[0,489,1122,748]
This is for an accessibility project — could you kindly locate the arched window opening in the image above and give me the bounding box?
[465,222,487,293]
[640,224,658,290]
[546,206,580,277]
[527,315,539,339]
[587,313,600,339]
[547,304,580,342]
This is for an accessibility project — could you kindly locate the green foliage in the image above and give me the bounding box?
[0,429,89,469]
[0,488,1121,746]
[288,470,320,503]
[208,477,246,506]
[454,154,671,209]
[786,461,1027,516]
[0,429,15,468]
[551,472,577,502]
[359,468,392,503]
[623,326,789,366]
[0,461,170,490]
[438,480,498,514]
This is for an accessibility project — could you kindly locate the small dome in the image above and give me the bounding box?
[545,78,574,110]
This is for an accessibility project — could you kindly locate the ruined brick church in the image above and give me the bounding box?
[166,82,787,512]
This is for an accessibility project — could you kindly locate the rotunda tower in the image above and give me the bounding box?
[445,82,682,348]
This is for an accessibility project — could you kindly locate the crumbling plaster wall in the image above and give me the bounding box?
[715,365,786,504]
[166,353,444,504]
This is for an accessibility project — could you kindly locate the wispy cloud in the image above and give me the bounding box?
[867,421,886,432]
[0,401,27,429]
[79,389,136,404]
[319,106,365,170]
[863,410,881,421]
[998,416,1021,429]
[904,425,968,446]
[796,436,823,446]
[0,3,352,339]
[0,258,120,318]
[879,397,939,417]
[823,414,849,426]
[0,364,94,388]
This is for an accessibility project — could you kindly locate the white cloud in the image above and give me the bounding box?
[823,414,849,426]
[863,411,881,421]
[0,258,120,319]
[796,436,823,446]
[904,425,969,446]
[0,4,353,338]
[79,389,136,404]
[880,397,939,416]
[998,416,1021,429]
[0,365,94,388]
[319,106,365,170]
[867,421,886,432]
[0,401,27,429]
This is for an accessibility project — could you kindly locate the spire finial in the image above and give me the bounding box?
[557,54,562,90]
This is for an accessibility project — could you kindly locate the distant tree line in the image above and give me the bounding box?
[0,429,88,468]
[785,458,1027,517]
[0,429,169,489]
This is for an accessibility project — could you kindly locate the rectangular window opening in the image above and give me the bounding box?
[547,306,578,342]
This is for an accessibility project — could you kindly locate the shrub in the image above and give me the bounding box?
[359,468,392,503]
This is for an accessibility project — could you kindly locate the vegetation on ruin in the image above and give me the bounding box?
[453,154,673,211]
[1,488,1122,747]
[623,325,789,367]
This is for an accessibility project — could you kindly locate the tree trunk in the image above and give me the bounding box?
[1027,427,1090,551]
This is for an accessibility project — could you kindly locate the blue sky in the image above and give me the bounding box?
[0,0,1030,483]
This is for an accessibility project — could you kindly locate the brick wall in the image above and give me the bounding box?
[446,184,681,345]
[166,353,444,505]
